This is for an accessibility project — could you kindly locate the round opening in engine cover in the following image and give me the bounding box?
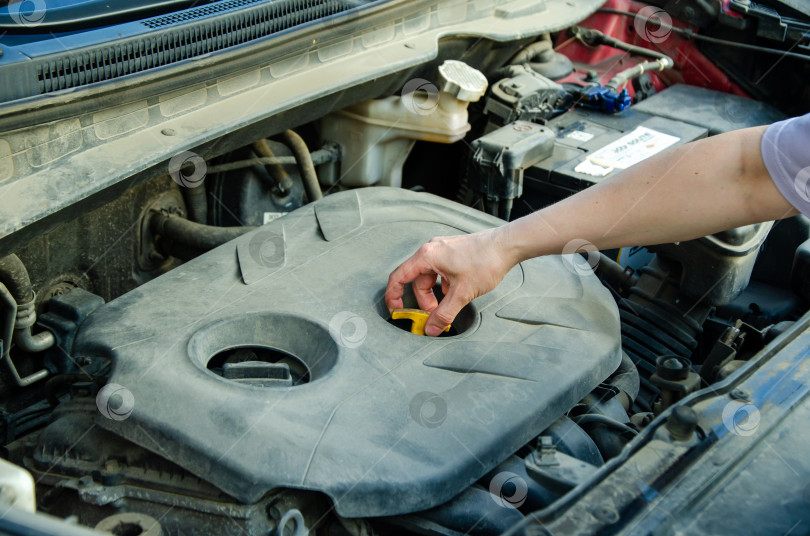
[188,313,337,388]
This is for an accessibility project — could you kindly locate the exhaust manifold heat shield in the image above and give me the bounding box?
[74,188,620,517]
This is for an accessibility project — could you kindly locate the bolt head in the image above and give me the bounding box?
[591,505,619,523]
[730,389,752,402]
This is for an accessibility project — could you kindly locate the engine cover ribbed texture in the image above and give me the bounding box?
[74,188,620,517]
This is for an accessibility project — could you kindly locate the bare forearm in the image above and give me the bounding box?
[500,126,798,264]
[386,125,799,335]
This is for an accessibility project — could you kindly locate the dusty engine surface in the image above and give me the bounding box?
[0,0,808,533]
[68,188,620,517]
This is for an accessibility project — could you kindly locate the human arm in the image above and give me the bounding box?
[385,125,799,336]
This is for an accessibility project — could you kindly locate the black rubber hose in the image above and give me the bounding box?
[492,64,524,80]
[0,255,34,303]
[606,351,640,403]
[0,254,56,355]
[418,486,525,535]
[597,253,639,289]
[570,414,639,436]
[279,130,323,202]
[584,421,631,460]
[509,37,552,65]
[156,237,205,262]
[252,139,294,193]
[183,185,208,224]
[150,212,254,251]
[488,199,499,219]
[0,282,51,385]
[543,416,604,466]
[499,199,514,221]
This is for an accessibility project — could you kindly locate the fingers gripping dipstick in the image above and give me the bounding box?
[391,309,451,336]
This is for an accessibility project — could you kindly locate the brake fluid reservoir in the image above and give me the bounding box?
[320,60,488,187]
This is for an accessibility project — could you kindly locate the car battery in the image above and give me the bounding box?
[523,107,708,205]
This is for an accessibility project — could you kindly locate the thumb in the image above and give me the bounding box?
[425,286,467,336]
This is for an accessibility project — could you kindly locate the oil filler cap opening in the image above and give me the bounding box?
[379,283,477,337]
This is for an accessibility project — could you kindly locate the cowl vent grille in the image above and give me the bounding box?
[36,0,363,95]
[142,0,267,28]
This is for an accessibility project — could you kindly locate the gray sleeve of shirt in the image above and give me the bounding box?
[761,112,810,217]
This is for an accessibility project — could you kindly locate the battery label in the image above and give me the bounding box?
[574,126,680,177]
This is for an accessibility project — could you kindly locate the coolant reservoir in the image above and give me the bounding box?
[320,60,488,187]
[0,459,35,512]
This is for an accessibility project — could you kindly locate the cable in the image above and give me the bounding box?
[597,8,810,63]
[572,26,675,89]
[573,25,672,62]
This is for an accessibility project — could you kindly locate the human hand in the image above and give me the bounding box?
[385,227,516,336]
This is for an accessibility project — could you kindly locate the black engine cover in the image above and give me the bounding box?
[73,188,620,517]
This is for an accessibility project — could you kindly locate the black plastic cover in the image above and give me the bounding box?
[472,121,555,199]
[0,0,376,101]
[73,188,621,517]
[473,121,555,175]
[631,84,786,135]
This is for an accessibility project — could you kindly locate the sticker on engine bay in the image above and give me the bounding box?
[574,126,680,177]
[566,130,594,142]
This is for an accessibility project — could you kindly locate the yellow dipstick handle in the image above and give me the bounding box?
[391,308,451,336]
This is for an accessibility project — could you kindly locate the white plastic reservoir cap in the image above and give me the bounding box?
[438,60,488,102]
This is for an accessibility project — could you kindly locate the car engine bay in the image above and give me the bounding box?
[0,0,809,534]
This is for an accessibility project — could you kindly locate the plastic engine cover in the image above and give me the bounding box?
[73,188,621,517]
